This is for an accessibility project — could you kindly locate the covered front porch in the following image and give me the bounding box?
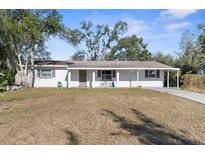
[66,68,180,88]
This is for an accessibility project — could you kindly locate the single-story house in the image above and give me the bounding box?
[198,61,205,75]
[33,60,180,88]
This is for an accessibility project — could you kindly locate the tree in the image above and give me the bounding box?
[0,10,64,87]
[176,30,202,74]
[151,51,175,67]
[71,51,85,61]
[106,35,151,61]
[64,21,128,61]
[0,10,17,70]
[151,51,177,87]
[198,23,205,54]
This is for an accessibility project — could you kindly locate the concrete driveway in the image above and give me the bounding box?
[144,87,205,105]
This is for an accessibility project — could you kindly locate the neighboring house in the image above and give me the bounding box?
[33,60,180,88]
[198,61,205,75]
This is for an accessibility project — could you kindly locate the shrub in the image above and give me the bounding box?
[0,70,16,86]
[181,74,205,88]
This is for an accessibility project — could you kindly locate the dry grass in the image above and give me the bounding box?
[185,87,205,94]
[181,74,205,94]
[0,88,205,145]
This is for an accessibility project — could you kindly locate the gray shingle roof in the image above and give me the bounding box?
[34,60,73,65]
[34,60,178,70]
[68,61,173,69]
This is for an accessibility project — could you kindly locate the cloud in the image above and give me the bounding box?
[124,18,148,35]
[166,22,191,30]
[159,9,197,20]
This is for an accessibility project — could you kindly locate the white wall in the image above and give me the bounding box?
[70,70,80,87]
[34,69,79,88]
[138,70,164,87]
[85,70,164,88]
[34,68,67,87]
[34,68,164,88]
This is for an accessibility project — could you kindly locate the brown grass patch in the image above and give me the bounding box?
[185,87,205,94]
[0,88,205,144]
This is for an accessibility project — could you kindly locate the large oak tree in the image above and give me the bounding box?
[0,9,64,87]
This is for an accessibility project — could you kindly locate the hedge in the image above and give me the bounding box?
[181,74,205,88]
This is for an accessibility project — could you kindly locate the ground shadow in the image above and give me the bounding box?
[102,109,202,145]
[64,130,79,145]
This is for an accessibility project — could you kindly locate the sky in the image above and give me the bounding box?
[45,9,204,60]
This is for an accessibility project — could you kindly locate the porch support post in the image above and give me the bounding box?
[177,70,179,89]
[92,71,95,88]
[68,70,71,88]
[136,70,139,87]
[116,71,119,88]
[167,70,169,88]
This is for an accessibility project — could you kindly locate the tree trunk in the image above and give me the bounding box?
[29,48,35,88]
[17,54,28,87]
[15,46,29,88]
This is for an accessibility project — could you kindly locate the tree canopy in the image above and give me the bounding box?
[0,9,64,86]
[151,51,175,67]
[106,35,151,61]
[198,24,205,54]
[176,30,204,74]
[63,21,128,61]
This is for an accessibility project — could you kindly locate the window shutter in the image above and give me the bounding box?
[97,70,101,78]
[145,70,148,78]
[37,69,40,78]
[156,70,160,78]
[52,70,55,78]
[112,70,116,78]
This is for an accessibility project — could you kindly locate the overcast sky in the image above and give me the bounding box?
[45,9,204,60]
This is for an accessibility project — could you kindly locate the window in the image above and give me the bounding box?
[148,70,156,78]
[102,70,112,81]
[41,69,52,79]
[145,70,160,78]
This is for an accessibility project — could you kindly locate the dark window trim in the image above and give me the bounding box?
[145,70,160,78]
[112,70,116,78]
[97,70,102,78]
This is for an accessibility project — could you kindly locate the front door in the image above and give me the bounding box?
[79,70,87,87]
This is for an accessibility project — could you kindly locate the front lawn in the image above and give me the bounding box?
[0,88,205,144]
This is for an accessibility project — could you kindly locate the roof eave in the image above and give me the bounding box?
[67,67,180,71]
[34,65,69,68]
